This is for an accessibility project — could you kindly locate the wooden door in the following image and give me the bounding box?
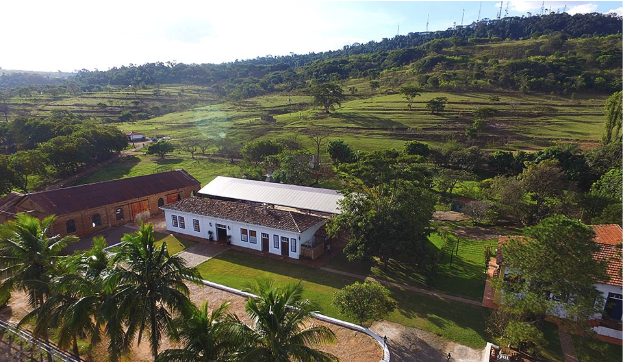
[261,233,269,252]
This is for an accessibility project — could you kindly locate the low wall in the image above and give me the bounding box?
[200,279,390,362]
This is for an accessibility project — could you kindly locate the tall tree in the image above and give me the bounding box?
[327,139,355,164]
[233,279,339,362]
[0,213,78,309]
[425,97,448,114]
[602,90,622,144]
[22,237,116,360]
[110,222,201,359]
[398,85,422,110]
[328,181,437,268]
[146,140,175,159]
[311,83,345,114]
[495,216,607,335]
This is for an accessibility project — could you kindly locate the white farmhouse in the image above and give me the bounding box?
[161,196,327,259]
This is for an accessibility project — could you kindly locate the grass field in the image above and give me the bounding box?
[195,249,492,349]
[71,153,239,187]
[325,231,497,301]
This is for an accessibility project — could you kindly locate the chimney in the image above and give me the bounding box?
[262,203,268,214]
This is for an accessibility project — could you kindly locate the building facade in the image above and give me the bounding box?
[0,170,200,238]
[161,196,327,259]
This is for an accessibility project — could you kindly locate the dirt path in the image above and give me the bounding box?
[371,320,484,362]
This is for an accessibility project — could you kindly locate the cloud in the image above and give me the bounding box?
[567,3,599,15]
[605,7,623,16]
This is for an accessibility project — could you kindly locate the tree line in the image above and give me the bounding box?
[0,111,127,195]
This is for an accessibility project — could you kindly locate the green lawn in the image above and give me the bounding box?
[572,334,623,362]
[195,249,492,349]
[325,232,497,301]
[153,232,197,255]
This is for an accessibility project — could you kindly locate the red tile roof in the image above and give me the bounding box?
[592,224,623,245]
[23,170,199,215]
[594,243,622,287]
[497,225,622,287]
[161,196,326,233]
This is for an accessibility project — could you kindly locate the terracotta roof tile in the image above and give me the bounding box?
[24,170,199,215]
[497,225,622,287]
[592,224,623,245]
[161,196,326,233]
[594,243,622,287]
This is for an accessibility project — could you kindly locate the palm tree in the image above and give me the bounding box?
[110,222,201,360]
[233,279,339,362]
[0,213,77,309]
[22,236,120,360]
[156,301,238,362]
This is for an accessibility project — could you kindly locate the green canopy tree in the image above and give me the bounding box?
[146,140,175,159]
[495,216,607,335]
[233,279,338,362]
[602,90,622,144]
[398,85,422,110]
[311,83,345,113]
[425,97,448,114]
[333,281,396,326]
[328,181,437,268]
[327,139,355,164]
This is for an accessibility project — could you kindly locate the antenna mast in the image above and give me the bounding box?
[505,2,509,17]
[497,1,503,19]
[477,1,482,21]
[426,14,429,32]
[461,9,465,26]
[541,1,545,15]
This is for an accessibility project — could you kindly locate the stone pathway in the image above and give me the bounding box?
[559,330,580,362]
[320,267,482,307]
[177,242,229,268]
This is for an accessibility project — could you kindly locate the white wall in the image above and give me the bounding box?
[162,209,325,259]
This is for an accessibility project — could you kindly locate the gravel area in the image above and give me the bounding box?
[371,320,484,362]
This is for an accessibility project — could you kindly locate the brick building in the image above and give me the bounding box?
[0,169,200,238]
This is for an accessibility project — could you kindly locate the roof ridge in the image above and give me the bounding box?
[29,169,194,195]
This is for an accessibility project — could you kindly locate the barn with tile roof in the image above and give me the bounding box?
[0,170,200,238]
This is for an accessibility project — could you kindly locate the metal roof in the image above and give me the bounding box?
[198,177,343,214]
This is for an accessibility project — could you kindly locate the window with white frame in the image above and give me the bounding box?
[249,230,257,244]
[193,219,200,232]
[241,228,248,242]
[290,238,297,252]
[273,235,279,249]
[179,216,185,229]
[172,215,178,227]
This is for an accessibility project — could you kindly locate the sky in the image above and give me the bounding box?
[1,1,621,73]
